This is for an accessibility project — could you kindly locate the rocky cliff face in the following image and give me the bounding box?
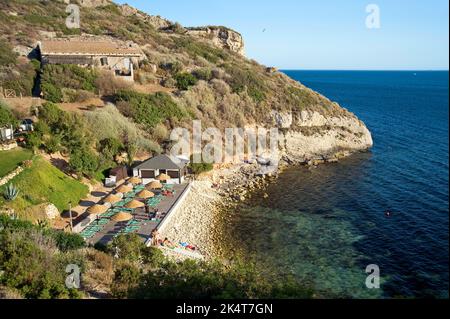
[74,0,110,8]
[186,27,245,56]
[276,110,373,164]
[119,4,172,29]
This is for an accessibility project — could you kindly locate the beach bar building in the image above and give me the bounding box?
[133,155,188,185]
[38,38,145,82]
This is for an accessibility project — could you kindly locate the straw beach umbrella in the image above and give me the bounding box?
[115,184,133,194]
[103,194,121,204]
[156,173,171,182]
[87,204,108,215]
[136,190,155,199]
[125,200,145,209]
[128,177,142,185]
[146,181,163,190]
[111,212,133,222]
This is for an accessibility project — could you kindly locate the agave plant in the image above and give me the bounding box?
[3,183,19,201]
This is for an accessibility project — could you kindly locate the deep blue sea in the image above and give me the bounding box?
[227,71,449,298]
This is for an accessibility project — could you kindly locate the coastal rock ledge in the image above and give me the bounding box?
[279,110,373,164]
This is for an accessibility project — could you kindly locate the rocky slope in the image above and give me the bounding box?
[279,110,373,164]
[186,26,245,56]
[0,0,373,163]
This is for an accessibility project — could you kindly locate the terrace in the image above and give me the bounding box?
[78,178,190,247]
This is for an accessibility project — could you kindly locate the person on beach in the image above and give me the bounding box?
[151,229,159,246]
[163,237,175,248]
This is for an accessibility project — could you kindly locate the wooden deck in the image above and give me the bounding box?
[86,183,189,246]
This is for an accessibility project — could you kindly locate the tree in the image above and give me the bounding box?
[108,234,145,262]
[0,102,18,128]
[41,83,63,103]
[38,102,64,127]
[69,147,99,177]
[50,231,85,252]
[125,141,137,167]
[26,132,42,151]
[98,137,123,162]
[110,261,141,299]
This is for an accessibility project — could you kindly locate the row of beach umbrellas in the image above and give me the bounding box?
[86,176,168,218]
[128,173,171,185]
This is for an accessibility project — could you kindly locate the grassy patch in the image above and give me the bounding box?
[0,156,89,214]
[0,148,32,178]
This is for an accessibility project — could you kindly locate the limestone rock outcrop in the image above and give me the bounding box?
[186,27,245,56]
[75,0,110,8]
[280,111,373,164]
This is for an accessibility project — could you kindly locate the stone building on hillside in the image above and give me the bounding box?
[38,38,145,82]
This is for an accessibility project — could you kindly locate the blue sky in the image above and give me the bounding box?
[114,0,449,70]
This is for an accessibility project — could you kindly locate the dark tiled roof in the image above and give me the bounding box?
[135,155,187,170]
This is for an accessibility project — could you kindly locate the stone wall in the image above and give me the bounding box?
[0,141,18,151]
[0,166,24,187]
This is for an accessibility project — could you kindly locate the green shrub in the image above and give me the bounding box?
[69,146,99,177]
[161,77,177,88]
[0,102,18,127]
[84,104,161,154]
[26,131,42,150]
[151,123,169,141]
[0,216,84,299]
[41,64,98,96]
[125,258,313,299]
[1,62,37,97]
[41,82,63,103]
[193,68,212,81]
[174,72,198,90]
[0,40,17,67]
[223,64,267,103]
[172,37,229,64]
[111,260,141,299]
[38,102,95,156]
[38,102,64,126]
[43,134,62,154]
[98,137,123,162]
[188,155,214,175]
[50,231,86,252]
[160,61,183,75]
[115,90,188,129]
[108,234,147,262]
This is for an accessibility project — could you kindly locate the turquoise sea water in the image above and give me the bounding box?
[227,71,449,298]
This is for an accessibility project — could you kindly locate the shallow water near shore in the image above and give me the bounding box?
[224,71,449,298]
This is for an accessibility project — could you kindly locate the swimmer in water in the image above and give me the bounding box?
[385,210,392,217]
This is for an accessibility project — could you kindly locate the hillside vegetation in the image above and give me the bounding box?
[0,216,314,299]
[0,0,348,131]
[0,148,32,178]
[0,0,373,300]
[0,156,89,220]
[0,0,364,221]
